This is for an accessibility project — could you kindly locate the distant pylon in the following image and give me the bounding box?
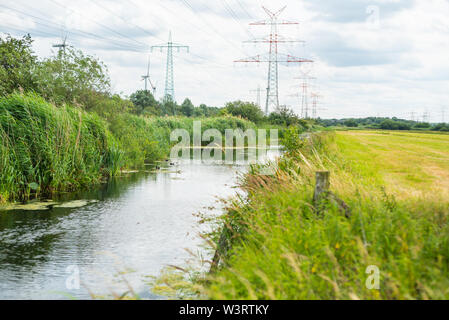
[151,31,189,102]
[295,73,316,119]
[235,6,312,115]
[250,86,263,107]
[142,55,156,94]
[422,110,430,123]
[310,92,323,119]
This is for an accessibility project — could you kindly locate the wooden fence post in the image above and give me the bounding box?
[313,171,352,218]
[313,171,330,206]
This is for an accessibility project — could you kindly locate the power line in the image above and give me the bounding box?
[90,0,163,42]
[123,0,233,69]
[234,0,253,19]
[220,0,254,39]
[176,0,249,56]
[48,0,149,48]
[0,3,146,51]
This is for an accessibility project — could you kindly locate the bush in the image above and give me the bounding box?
[268,105,300,127]
[380,119,411,130]
[224,101,264,124]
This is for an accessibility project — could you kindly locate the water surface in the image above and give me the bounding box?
[0,149,279,299]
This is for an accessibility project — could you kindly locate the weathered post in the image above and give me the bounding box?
[209,231,227,274]
[313,171,352,218]
[313,171,330,207]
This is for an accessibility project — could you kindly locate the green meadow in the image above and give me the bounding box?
[189,130,449,300]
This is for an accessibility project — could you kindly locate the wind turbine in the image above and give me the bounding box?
[142,55,156,95]
[52,35,68,56]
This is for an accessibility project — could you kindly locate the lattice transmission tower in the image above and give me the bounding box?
[250,86,263,107]
[235,6,312,115]
[294,73,316,118]
[151,32,189,102]
[310,92,325,119]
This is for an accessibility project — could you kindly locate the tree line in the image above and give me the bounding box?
[318,117,449,132]
[1,34,305,128]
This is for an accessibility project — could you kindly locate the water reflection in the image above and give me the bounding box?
[0,148,279,299]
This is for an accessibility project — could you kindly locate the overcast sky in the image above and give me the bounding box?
[0,0,448,121]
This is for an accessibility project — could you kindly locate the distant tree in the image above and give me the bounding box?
[193,107,204,117]
[130,90,159,115]
[344,119,359,127]
[0,34,38,96]
[380,119,411,130]
[181,98,194,117]
[36,46,110,107]
[161,98,177,116]
[225,100,264,123]
[269,105,299,126]
[432,123,449,132]
[414,122,431,129]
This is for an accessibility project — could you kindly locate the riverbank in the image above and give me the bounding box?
[170,130,449,300]
[0,93,256,203]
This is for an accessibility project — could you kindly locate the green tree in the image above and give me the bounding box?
[0,34,38,96]
[130,90,159,115]
[414,122,431,129]
[433,123,449,132]
[161,98,177,116]
[181,98,194,117]
[225,101,264,123]
[344,119,359,128]
[35,47,110,107]
[269,105,299,126]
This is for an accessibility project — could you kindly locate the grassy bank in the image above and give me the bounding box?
[0,93,257,203]
[199,130,449,300]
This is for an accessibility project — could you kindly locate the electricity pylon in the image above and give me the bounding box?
[294,73,316,119]
[310,92,324,119]
[422,110,430,123]
[142,55,156,95]
[235,6,312,115]
[250,86,263,107]
[151,32,189,102]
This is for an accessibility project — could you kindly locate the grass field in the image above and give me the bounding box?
[335,130,449,200]
[197,130,449,300]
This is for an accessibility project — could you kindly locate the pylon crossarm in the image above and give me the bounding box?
[250,20,299,26]
[170,43,189,49]
[234,54,262,63]
[244,35,304,44]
